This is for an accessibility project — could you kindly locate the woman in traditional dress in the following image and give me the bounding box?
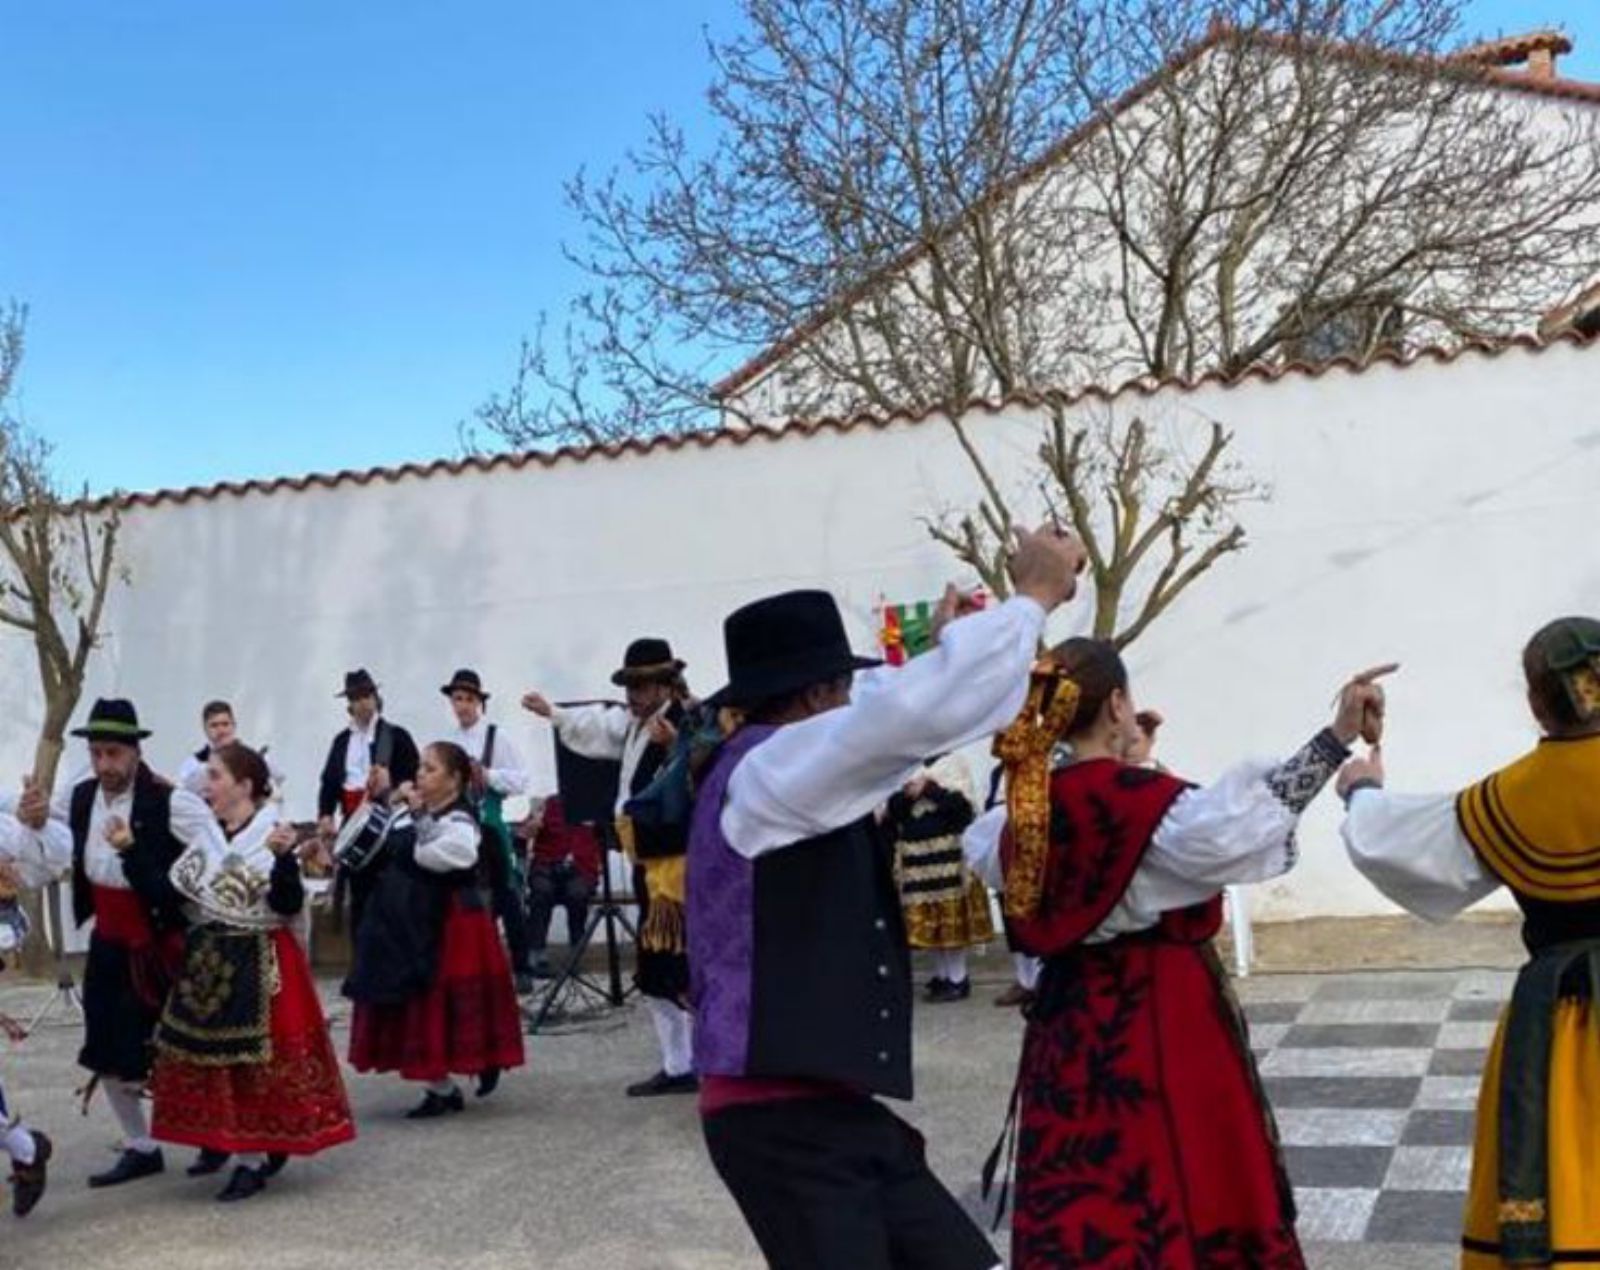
[883,753,994,1002]
[148,742,354,1202]
[346,741,525,1117]
[982,638,1390,1269]
[1340,616,1600,1268]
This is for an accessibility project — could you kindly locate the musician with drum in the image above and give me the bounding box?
[315,669,420,933]
[344,741,526,1118]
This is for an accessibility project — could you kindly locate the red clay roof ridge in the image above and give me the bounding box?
[81,331,1598,516]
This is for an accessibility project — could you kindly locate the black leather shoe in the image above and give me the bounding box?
[926,977,972,1003]
[88,1148,164,1189]
[186,1148,231,1177]
[513,973,535,996]
[216,1165,266,1203]
[625,1070,699,1098]
[475,1067,501,1099]
[405,1088,465,1120]
[261,1153,288,1179]
[11,1131,50,1217]
[531,956,555,980]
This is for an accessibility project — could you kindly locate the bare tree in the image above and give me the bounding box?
[476,0,1600,640]
[0,306,125,795]
[930,403,1261,646]
[479,0,1600,447]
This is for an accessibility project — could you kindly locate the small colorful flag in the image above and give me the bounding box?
[877,591,989,665]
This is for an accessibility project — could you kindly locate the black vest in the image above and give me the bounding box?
[68,768,185,930]
[746,816,914,1099]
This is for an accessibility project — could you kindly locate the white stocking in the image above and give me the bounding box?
[104,1079,156,1154]
[647,997,694,1078]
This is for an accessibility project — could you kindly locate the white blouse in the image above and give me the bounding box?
[414,809,482,873]
[1341,788,1500,920]
[963,753,1318,943]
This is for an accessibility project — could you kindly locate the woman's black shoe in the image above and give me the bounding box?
[475,1068,501,1099]
[216,1166,267,1203]
[187,1148,231,1177]
[261,1153,289,1179]
[405,1088,465,1120]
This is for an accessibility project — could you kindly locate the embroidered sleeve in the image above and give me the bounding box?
[1264,729,1350,815]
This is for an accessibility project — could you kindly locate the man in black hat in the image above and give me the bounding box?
[685,526,1085,1270]
[25,699,217,1188]
[522,637,696,1096]
[316,669,420,931]
[436,668,536,993]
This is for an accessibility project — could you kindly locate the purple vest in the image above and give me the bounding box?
[687,726,914,1097]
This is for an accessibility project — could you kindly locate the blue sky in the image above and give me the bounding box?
[3,0,1596,495]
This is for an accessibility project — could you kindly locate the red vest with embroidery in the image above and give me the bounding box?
[1001,758,1197,956]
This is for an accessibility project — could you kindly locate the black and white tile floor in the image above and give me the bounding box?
[1237,968,1510,1255]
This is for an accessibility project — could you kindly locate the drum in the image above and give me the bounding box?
[333,802,410,874]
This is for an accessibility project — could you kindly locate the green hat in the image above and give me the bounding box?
[71,698,151,742]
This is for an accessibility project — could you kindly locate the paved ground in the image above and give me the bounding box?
[0,956,1499,1269]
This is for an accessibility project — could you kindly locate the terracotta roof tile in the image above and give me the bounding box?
[85,331,1597,515]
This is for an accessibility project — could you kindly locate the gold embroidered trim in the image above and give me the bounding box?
[1498,1197,1547,1223]
[993,661,1080,923]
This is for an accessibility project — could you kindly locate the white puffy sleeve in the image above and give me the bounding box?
[0,812,69,888]
[549,704,631,762]
[1341,788,1499,920]
[722,597,1047,859]
[962,805,1007,891]
[414,811,482,873]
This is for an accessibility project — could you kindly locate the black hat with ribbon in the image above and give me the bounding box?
[338,668,380,700]
[71,698,152,743]
[708,590,881,709]
[611,639,686,688]
[440,668,490,701]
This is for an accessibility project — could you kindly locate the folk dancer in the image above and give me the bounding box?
[523,638,695,1097]
[317,669,419,933]
[31,699,218,1187]
[149,743,355,1202]
[437,668,536,993]
[345,742,526,1117]
[176,699,285,800]
[1340,617,1600,1267]
[976,639,1391,1269]
[686,525,1083,1270]
[884,754,993,1003]
[521,795,601,978]
[0,781,71,1215]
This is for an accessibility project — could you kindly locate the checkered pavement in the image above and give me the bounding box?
[1237,968,1511,1247]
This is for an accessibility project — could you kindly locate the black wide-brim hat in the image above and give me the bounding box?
[71,697,151,742]
[611,638,687,687]
[440,668,489,700]
[708,590,881,709]
[338,668,380,699]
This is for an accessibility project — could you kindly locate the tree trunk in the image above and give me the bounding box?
[18,711,72,976]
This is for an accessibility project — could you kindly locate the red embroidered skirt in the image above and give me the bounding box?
[1011,938,1303,1269]
[150,927,355,1156]
[348,893,526,1081]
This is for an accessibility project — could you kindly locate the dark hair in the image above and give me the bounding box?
[426,741,474,795]
[746,673,852,726]
[202,699,234,722]
[213,742,272,803]
[1046,638,1129,737]
[1523,619,1587,734]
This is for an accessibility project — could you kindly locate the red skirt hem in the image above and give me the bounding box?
[151,928,356,1157]
[349,896,526,1082]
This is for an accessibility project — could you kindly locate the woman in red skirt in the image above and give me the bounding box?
[150,742,355,1202]
[346,741,525,1117]
[983,640,1392,1269]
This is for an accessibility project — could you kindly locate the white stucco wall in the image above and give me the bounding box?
[3,337,1596,921]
